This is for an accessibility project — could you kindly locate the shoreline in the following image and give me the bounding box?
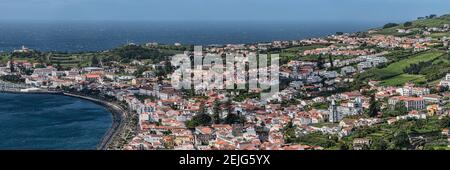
[0,90,128,150]
[62,93,127,150]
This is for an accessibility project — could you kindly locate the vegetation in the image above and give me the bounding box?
[311,102,329,110]
[296,132,339,148]
[382,101,408,117]
[366,93,380,117]
[185,113,212,129]
[232,91,260,102]
[383,23,399,29]
[353,116,449,150]
[375,14,450,36]
[0,75,25,83]
[357,51,445,86]
[403,21,413,27]
[403,61,432,75]
[282,121,298,144]
[224,113,246,125]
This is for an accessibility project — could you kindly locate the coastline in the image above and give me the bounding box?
[62,93,127,150]
[0,89,129,150]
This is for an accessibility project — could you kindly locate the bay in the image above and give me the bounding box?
[0,93,112,150]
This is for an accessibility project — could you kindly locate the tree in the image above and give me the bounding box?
[367,94,380,117]
[185,113,212,129]
[371,138,388,150]
[317,55,325,69]
[439,117,450,128]
[439,86,449,92]
[383,101,408,117]
[338,142,349,150]
[328,54,334,68]
[282,121,297,143]
[225,99,232,114]
[383,23,399,29]
[224,113,245,125]
[394,101,408,116]
[0,75,25,83]
[212,112,221,124]
[91,56,100,67]
[403,21,413,27]
[212,101,222,124]
[56,62,63,71]
[427,14,437,19]
[403,61,431,75]
[390,130,410,150]
[133,66,146,77]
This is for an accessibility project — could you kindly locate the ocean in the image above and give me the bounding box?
[0,93,112,149]
[0,20,385,52]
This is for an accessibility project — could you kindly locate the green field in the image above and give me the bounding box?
[279,45,326,63]
[358,51,445,86]
[49,53,95,68]
[382,51,443,74]
[379,74,426,86]
[0,55,37,65]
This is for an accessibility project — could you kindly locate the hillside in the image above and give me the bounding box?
[374,14,450,37]
[356,50,449,87]
[0,44,185,68]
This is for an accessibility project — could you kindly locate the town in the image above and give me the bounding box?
[1,14,450,150]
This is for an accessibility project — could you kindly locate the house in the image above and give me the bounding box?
[33,67,56,76]
[427,104,440,116]
[396,110,427,120]
[341,91,363,100]
[396,83,430,96]
[357,61,372,70]
[442,128,449,136]
[82,67,103,73]
[84,74,102,83]
[422,94,442,104]
[353,138,371,150]
[387,118,398,125]
[440,73,450,87]
[339,119,357,128]
[158,87,179,100]
[341,66,356,75]
[306,75,322,84]
[388,96,425,110]
[323,71,338,79]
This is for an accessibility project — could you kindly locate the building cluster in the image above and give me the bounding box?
[1,23,450,150]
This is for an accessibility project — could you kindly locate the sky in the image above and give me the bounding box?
[0,0,449,22]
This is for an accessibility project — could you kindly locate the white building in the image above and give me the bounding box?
[341,66,356,75]
[388,96,425,110]
[440,73,450,87]
[396,84,430,96]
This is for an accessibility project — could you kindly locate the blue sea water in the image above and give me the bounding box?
[0,20,385,52]
[0,93,112,150]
